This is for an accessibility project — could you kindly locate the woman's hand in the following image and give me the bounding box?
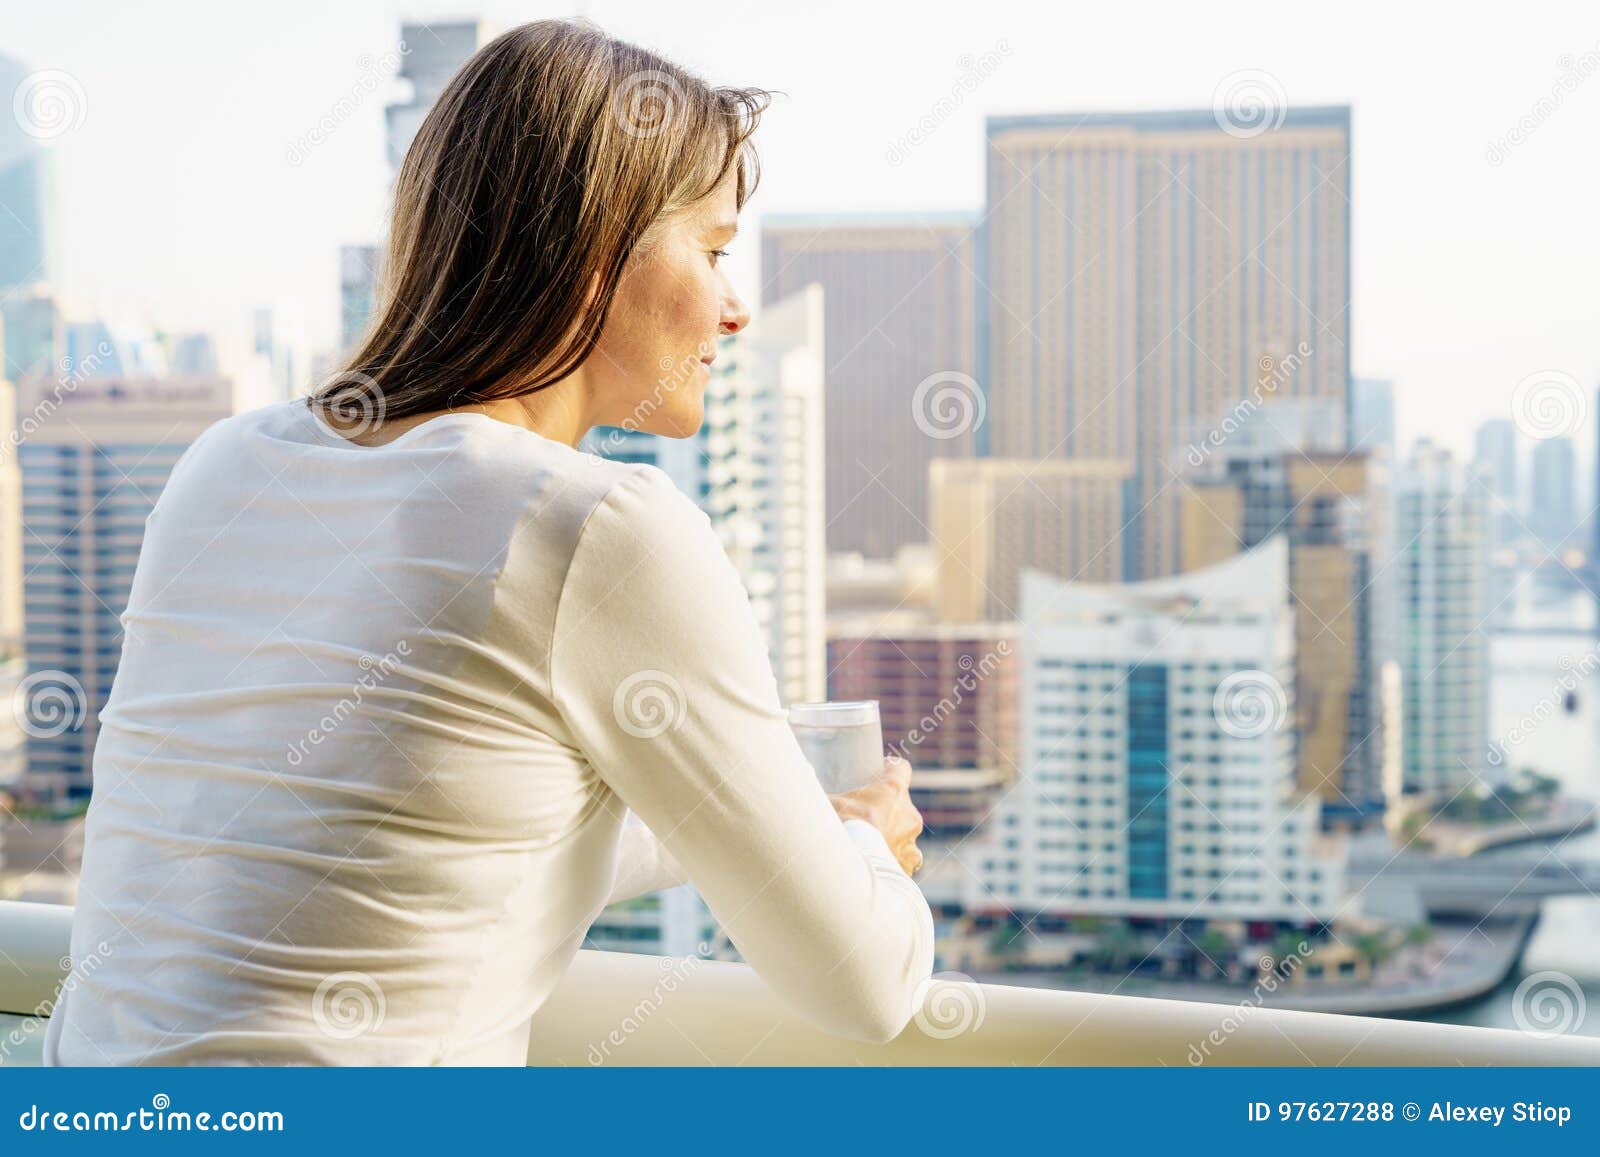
[828,755,925,876]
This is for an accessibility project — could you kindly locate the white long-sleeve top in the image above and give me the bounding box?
[43,399,933,1066]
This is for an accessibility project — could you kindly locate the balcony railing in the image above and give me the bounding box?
[3,901,1597,1066]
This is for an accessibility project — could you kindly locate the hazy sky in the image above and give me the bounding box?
[7,0,1600,461]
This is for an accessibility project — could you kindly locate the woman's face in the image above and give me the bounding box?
[585,171,750,438]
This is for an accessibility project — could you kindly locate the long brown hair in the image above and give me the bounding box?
[310,19,772,428]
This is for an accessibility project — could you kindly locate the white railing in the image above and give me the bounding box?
[4,901,1598,1066]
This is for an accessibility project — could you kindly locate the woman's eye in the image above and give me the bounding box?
[710,249,730,264]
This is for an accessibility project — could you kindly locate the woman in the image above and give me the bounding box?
[44,18,932,1066]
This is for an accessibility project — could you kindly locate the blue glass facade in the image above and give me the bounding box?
[20,440,184,796]
[1125,662,1169,900]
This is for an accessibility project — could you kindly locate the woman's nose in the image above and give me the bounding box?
[720,292,750,336]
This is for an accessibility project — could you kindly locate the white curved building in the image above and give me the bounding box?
[964,535,1345,923]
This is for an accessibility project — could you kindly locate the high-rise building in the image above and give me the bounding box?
[701,286,827,704]
[166,333,218,376]
[961,536,1344,922]
[761,215,979,559]
[0,55,57,297]
[1180,401,1389,818]
[827,623,1020,835]
[18,375,233,798]
[0,375,27,791]
[62,321,166,379]
[929,457,1133,621]
[1472,417,1520,547]
[1,285,61,385]
[984,107,1352,579]
[385,21,490,172]
[1350,376,1395,457]
[1529,435,1578,551]
[244,306,295,407]
[338,22,489,364]
[1393,442,1490,795]
[338,244,381,357]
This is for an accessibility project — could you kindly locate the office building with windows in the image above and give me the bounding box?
[18,375,232,798]
[962,536,1344,922]
[984,107,1351,579]
[1393,442,1490,795]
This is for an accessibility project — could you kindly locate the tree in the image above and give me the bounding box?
[1194,928,1235,981]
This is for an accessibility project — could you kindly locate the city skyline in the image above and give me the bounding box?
[2,7,1599,1049]
[0,0,1597,462]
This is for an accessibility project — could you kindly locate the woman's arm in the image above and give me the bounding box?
[551,466,934,1044]
[606,810,688,905]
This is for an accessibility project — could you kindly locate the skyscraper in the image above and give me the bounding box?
[0,375,27,792]
[338,244,381,356]
[1180,400,1389,818]
[0,55,57,298]
[385,21,490,172]
[0,55,60,392]
[984,107,1352,579]
[701,285,827,704]
[761,215,979,558]
[1350,376,1395,457]
[928,457,1133,620]
[18,374,233,798]
[1472,417,1520,547]
[338,22,488,363]
[1,285,61,385]
[1529,435,1578,551]
[1393,442,1490,795]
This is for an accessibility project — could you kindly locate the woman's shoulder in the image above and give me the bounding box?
[574,459,712,551]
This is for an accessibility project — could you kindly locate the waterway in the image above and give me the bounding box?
[1422,582,1600,1036]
